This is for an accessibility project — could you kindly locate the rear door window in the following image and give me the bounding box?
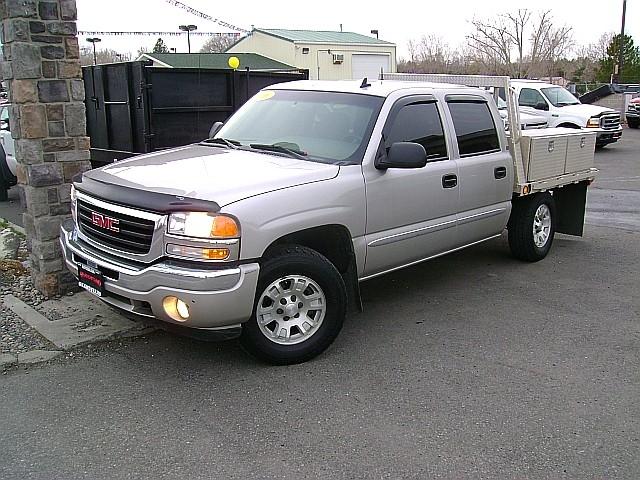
[448,101,500,157]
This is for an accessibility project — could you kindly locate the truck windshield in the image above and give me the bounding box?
[541,87,580,107]
[213,90,384,164]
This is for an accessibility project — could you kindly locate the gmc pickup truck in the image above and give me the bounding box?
[61,74,597,364]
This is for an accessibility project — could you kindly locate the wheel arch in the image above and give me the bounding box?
[262,224,362,313]
[557,122,582,129]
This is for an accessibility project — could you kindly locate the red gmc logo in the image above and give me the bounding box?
[91,212,120,232]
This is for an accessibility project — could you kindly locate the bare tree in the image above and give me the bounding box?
[467,9,573,78]
[80,47,131,66]
[200,35,236,53]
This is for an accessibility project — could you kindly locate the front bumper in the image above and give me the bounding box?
[591,126,623,145]
[60,219,259,330]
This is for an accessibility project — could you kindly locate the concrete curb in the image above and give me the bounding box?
[3,293,155,360]
[0,216,25,235]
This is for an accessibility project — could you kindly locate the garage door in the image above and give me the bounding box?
[351,54,389,80]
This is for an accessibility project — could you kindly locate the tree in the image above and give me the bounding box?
[200,35,236,53]
[466,9,573,78]
[80,47,131,66]
[596,34,640,83]
[152,38,169,54]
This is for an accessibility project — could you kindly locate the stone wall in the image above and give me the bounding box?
[1,0,90,296]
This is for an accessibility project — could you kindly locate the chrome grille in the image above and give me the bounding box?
[77,199,155,254]
[600,114,621,130]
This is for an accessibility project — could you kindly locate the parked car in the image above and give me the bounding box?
[511,80,623,147]
[0,103,17,202]
[61,76,597,364]
[626,97,640,128]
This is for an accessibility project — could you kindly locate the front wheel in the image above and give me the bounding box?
[240,245,347,365]
[508,193,556,262]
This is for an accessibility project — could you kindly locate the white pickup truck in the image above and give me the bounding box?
[61,74,597,364]
[0,103,17,201]
[510,80,623,147]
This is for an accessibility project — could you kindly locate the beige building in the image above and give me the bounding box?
[227,28,396,80]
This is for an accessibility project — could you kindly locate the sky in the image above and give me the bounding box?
[76,0,638,59]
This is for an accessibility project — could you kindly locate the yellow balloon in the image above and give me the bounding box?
[228,56,240,69]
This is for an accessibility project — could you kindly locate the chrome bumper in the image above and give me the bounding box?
[592,126,623,142]
[60,219,259,330]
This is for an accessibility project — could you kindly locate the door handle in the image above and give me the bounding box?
[442,174,457,189]
[494,166,507,179]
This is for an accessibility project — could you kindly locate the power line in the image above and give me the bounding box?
[78,30,241,38]
[163,0,249,33]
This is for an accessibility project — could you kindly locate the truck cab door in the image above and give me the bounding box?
[362,95,459,279]
[518,87,554,126]
[445,97,513,246]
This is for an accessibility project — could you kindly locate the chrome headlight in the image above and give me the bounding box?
[586,117,600,128]
[167,212,240,239]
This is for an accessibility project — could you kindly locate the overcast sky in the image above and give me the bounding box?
[76,0,638,59]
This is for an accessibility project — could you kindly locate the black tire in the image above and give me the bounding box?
[240,245,347,365]
[628,119,639,129]
[0,183,8,202]
[508,193,556,262]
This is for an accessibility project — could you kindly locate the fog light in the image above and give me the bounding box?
[163,296,190,322]
[167,243,230,260]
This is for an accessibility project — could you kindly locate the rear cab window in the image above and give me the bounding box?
[447,100,500,157]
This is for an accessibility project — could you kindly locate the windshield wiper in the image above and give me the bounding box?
[557,101,579,107]
[202,137,241,149]
[249,143,307,159]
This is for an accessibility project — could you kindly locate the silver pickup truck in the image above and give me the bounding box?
[61,75,597,364]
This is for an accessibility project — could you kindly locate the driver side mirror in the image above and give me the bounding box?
[0,121,9,132]
[208,121,223,139]
[534,101,549,111]
[375,142,427,170]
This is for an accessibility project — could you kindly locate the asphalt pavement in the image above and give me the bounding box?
[1,129,639,479]
[0,184,23,227]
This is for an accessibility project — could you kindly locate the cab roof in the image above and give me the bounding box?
[267,79,468,97]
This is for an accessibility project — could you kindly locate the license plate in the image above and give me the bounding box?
[77,264,105,297]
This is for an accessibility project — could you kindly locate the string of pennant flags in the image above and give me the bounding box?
[78,31,242,38]
[163,0,249,33]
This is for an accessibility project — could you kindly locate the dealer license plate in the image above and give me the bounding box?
[77,264,105,297]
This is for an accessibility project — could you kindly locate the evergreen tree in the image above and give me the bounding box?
[596,34,640,83]
[152,38,170,54]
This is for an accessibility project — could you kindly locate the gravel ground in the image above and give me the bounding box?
[0,237,54,354]
[0,300,52,355]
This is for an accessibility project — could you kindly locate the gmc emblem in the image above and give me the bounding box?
[91,212,120,232]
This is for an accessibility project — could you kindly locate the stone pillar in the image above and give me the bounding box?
[1,0,90,296]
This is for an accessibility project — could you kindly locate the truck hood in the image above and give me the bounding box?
[84,144,339,207]
[559,103,617,118]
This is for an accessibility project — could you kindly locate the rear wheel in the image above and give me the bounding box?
[240,245,346,365]
[508,193,556,262]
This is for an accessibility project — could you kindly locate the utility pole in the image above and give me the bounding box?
[614,0,627,84]
[86,37,101,65]
[179,24,197,53]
